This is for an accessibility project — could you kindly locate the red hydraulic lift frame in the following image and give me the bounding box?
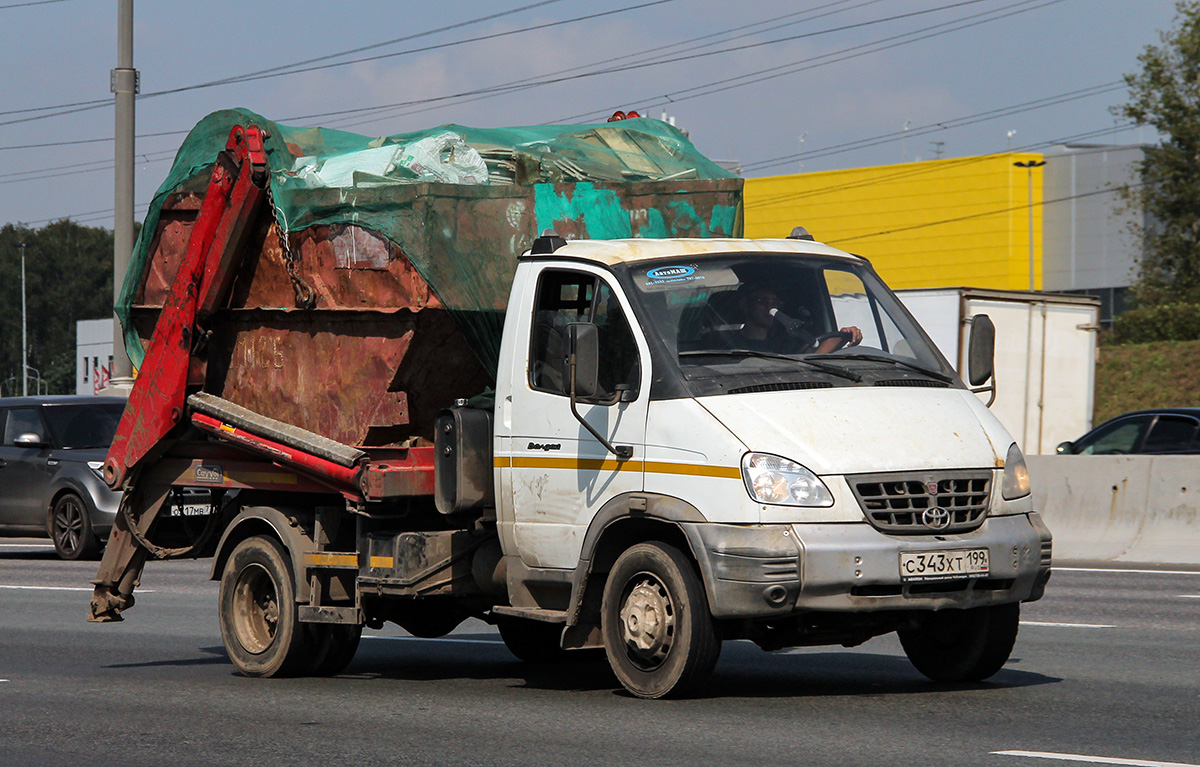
[104,125,270,491]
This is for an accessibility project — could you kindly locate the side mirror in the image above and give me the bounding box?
[1055,441,1076,455]
[15,432,45,447]
[565,322,631,460]
[567,322,600,399]
[967,314,995,386]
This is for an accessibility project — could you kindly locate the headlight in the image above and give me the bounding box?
[87,461,106,480]
[741,452,834,507]
[1001,443,1031,499]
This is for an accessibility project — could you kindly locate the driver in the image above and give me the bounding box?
[730,284,862,354]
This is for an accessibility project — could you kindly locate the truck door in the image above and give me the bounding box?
[505,265,649,570]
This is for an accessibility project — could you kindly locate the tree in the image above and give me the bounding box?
[0,221,115,396]
[1116,0,1200,307]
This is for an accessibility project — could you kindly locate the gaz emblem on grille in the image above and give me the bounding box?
[926,482,939,495]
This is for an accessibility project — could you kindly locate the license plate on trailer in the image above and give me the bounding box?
[899,549,989,582]
[167,504,215,517]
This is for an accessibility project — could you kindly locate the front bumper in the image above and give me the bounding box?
[682,512,1052,620]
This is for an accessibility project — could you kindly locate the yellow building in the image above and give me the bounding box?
[744,153,1046,291]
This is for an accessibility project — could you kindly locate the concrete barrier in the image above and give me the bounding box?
[1027,455,1200,565]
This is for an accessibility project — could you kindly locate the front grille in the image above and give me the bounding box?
[849,470,991,534]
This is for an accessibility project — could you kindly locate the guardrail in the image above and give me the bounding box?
[1027,455,1200,565]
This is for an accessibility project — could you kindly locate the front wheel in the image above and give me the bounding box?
[50,492,100,561]
[218,536,309,677]
[899,602,1020,682]
[601,542,721,699]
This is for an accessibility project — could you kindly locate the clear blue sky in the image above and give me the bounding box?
[0,0,1181,230]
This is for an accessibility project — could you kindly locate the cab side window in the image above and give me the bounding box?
[529,270,640,401]
[3,408,44,445]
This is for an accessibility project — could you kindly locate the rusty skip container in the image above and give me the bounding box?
[121,109,744,448]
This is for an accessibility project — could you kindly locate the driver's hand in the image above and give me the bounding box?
[841,326,863,346]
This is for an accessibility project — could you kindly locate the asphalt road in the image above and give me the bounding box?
[0,539,1197,767]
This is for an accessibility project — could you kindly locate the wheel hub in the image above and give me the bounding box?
[619,575,675,668]
[232,563,278,654]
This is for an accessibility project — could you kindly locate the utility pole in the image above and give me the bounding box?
[20,241,27,397]
[1014,159,1047,291]
[110,0,138,394]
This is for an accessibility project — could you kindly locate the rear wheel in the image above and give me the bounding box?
[601,542,721,699]
[218,536,309,677]
[497,617,566,663]
[50,492,100,561]
[899,602,1020,682]
[306,624,363,676]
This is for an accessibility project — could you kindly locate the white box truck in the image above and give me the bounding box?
[897,288,1100,455]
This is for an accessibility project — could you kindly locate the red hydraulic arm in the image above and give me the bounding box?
[103,125,270,491]
[89,125,269,623]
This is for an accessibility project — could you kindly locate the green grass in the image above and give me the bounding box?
[1094,339,1200,423]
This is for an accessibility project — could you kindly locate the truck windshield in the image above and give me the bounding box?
[623,254,959,395]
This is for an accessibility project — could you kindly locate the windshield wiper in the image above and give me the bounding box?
[805,352,956,383]
[678,348,862,381]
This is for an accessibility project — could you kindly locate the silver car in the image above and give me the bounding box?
[0,395,126,559]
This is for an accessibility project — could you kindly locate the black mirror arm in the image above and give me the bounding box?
[971,382,996,407]
[568,357,633,460]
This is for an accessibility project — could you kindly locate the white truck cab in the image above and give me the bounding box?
[491,235,1051,697]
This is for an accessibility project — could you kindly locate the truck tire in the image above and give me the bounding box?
[50,492,100,561]
[899,602,1020,683]
[601,541,721,699]
[218,535,309,678]
[307,624,363,677]
[497,617,567,663]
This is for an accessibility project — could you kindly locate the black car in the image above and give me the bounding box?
[0,395,126,559]
[1056,408,1200,455]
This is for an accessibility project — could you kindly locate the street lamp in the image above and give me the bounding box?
[19,241,28,397]
[1014,159,1047,291]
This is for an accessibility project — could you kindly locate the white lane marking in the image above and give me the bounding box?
[1020,621,1115,628]
[0,585,155,593]
[993,749,1200,766]
[1178,595,1200,599]
[362,635,503,645]
[1056,567,1200,576]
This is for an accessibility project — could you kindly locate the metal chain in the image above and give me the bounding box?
[267,182,316,310]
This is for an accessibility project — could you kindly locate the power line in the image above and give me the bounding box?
[0,0,668,126]
[0,128,188,152]
[0,0,568,118]
[750,123,1141,211]
[266,0,1033,129]
[827,180,1144,246]
[323,0,889,130]
[555,0,1065,123]
[0,0,71,8]
[741,81,1128,173]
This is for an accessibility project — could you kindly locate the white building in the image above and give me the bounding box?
[76,319,115,396]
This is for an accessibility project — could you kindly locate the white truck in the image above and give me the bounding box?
[89,123,1051,700]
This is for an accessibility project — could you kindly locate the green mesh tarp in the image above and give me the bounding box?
[119,108,741,372]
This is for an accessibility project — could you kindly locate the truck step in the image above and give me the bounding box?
[188,392,366,468]
[490,606,569,624]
